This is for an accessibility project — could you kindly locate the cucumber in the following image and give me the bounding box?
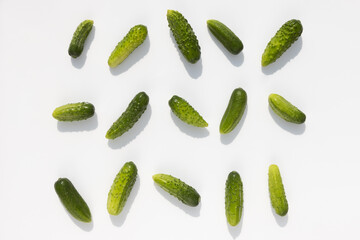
[262,19,303,66]
[220,88,247,134]
[54,178,92,223]
[108,24,148,68]
[107,162,138,215]
[106,92,149,139]
[207,19,243,55]
[52,102,95,121]
[225,171,243,226]
[153,174,200,207]
[268,164,288,216]
[169,95,208,128]
[167,10,201,63]
[68,20,94,58]
[269,94,306,124]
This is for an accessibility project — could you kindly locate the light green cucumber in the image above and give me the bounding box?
[225,171,243,226]
[68,20,94,58]
[268,164,288,216]
[52,102,95,121]
[269,94,306,124]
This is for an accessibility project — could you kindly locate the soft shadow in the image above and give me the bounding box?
[268,106,305,135]
[108,105,152,149]
[170,111,209,138]
[227,209,244,239]
[220,107,248,145]
[57,114,98,132]
[262,37,303,75]
[64,205,94,231]
[271,207,288,227]
[71,26,96,69]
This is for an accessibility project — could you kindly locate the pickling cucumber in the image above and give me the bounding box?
[269,94,306,124]
[68,20,94,58]
[52,102,95,121]
[268,164,288,216]
[225,171,243,226]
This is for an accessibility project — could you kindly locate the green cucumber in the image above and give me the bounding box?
[108,24,148,68]
[169,95,208,128]
[167,10,201,63]
[54,178,92,223]
[106,92,149,139]
[220,88,247,134]
[52,102,95,121]
[68,20,94,58]
[262,19,303,66]
[207,19,243,55]
[107,162,138,215]
[153,174,200,207]
[225,171,243,226]
[269,94,306,124]
[268,164,288,216]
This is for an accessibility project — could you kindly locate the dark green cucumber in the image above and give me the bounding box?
[225,171,243,226]
[153,174,200,207]
[52,102,95,121]
[262,19,303,66]
[268,164,288,216]
[68,20,94,58]
[269,94,306,124]
[220,88,247,134]
[207,19,243,55]
[108,25,148,68]
[54,178,92,223]
[107,162,138,215]
[167,10,201,63]
[169,95,208,128]
[106,92,149,139]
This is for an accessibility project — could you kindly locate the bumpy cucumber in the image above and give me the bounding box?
[167,10,201,63]
[52,102,95,121]
[262,19,303,66]
[107,162,138,215]
[54,178,92,223]
[220,88,247,134]
[106,92,149,139]
[207,20,243,55]
[225,171,243,226]
[68,20,94,58]
[269,94,306,124]
[169,95,208,128]
[268,165,288,216]
[153,174,200,207]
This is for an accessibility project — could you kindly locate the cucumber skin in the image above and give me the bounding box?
[108,25,147,68]
[107,162,138,215]
[153,174,200,207]
[167,10,201,64]
[68,20,94,58]
[52,102,95,121]
[269,94,306,124]
[54,178,92,223]
[207,20,243,55]
[106,92,149,139]
[169,95,208,128]
[225,171,243,226]
[262,19,303,66]
[220,88,247,134]
[268,165,288,216]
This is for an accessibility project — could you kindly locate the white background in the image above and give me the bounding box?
[0,0,359,239]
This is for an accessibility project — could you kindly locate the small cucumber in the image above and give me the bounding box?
[262,19,303,66]
[68,20,94,58]
[269,94,306,124]
[54,178,92,223]
[107,162,138,215]
[220,88,247,134]
[268,164,288,216]
[167,10,201,63]
[52,102,95,121]
[153,174,200,207]
[225,171,243,226]
[106,92,149,139]
[108,24,148,68]
[207,19,243,55]
[169,95,208,128]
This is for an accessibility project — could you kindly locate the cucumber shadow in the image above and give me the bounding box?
[57,114,98,132]
[227,207,244,239]
[220,107,248,145]
[271,204,289,227]
[170,110,209,138]
[71,26,96,69]
[268,106,305,135]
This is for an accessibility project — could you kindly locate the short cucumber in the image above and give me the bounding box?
[207,19,243,55]
[268,164,288,216]
[220,88,247,134]
[68,20,94,58]
[107,162,138,215]
[54,178,92,223]
[153,174,200,207]
[52,102,95,121]
[269,94,306,124]
[106,92,149,139]
[225,171,243,226]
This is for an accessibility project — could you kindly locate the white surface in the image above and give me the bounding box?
[0,0,360,239]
